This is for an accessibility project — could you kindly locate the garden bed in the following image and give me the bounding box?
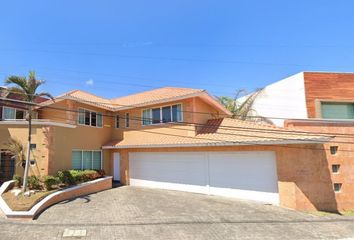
[2,190,56,211]
[0,169,112,219]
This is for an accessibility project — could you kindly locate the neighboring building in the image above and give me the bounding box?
[246,72,354,126]
[0,85,350,212]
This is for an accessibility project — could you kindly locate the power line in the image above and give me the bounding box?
[3,98,354,153]
[2,95,354,139]
[40,106,354,145]
[29,107,354,153]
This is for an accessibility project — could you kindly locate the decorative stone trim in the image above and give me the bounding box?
[0,176,112,220]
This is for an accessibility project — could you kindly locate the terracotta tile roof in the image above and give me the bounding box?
[44,87,205,110]
[62,90,113,109]
[103,118,332,148]
[110,87,204,107]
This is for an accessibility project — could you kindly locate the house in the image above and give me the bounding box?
[0,85,346,212]
[245,72,354,211]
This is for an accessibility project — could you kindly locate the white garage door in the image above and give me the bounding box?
[129,151,279,204]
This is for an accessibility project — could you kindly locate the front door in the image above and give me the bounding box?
[113,152,120,182]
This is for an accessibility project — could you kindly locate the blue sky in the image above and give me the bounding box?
[1,1,354,98]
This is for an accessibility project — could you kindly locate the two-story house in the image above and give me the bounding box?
[0,86,344,212]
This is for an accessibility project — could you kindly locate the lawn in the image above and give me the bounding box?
[2,190,56,211]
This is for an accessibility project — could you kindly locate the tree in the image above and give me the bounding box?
[217,89,272,124]
[5,71,54,192]
[4,138,26,169]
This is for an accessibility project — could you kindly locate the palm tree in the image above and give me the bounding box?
[5,71,54,192]
[4,137,26,169]
[217,89,272,124]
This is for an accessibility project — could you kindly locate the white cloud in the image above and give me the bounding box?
[85,79,94,86]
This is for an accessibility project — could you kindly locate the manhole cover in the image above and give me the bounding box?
[63,229,87,238]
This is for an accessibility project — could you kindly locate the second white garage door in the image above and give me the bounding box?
[129,151,279,204]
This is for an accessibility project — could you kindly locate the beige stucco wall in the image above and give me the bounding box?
[0,124,50,177]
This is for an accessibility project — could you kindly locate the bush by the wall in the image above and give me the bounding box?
[43,176,60,190]
[95,169,105,178]
[12,175,23,188]
[57,170,75,186]
[27,175,42,190]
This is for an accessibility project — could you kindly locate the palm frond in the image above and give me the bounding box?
[5,76,27,90]
[4,138,26,168]
[217,88,273,124]
[35,91,54,102]
[4,71,49,103]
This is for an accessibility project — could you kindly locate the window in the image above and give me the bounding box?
[172,104,182,122]
[116,115,120,128]
[78,108,103,127]
[91,112,97,127]
[142,109,152,125]
[332,164,340,173]
[142,104,182,125]
[78,109,85,124]
[334,183,342,192]
[321,102,354,119]
[71,150,102,170]
[152,108,161,124]
[85,110,90,125]
[3,107,15,119]
[330,146,338,155]
[2,107,27,120]
[97,113,103,127]
[125,113,129,128]
[16,110,24,119]
[162,106,171,123]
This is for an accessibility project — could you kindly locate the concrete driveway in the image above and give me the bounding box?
[1,186,354,240]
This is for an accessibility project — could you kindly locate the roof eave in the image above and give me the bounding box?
[102,137,331,149]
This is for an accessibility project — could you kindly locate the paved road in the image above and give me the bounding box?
[1,186,354,239]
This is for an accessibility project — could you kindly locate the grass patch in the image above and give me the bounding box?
[305,211,338,217]
[341,210,354,216]
[2,190,57,211]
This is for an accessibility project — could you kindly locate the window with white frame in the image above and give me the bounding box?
[78,108,103,127]
[71,150,102,170]
[142,104,182,125]
[2,107,27,120]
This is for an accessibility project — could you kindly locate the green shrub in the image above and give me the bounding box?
[27,175,42,190]
[56,169,102,186]
[43,176,60,190]
[95,169,105,178]
[13,175,23,188]
[69,170,84,183]
[57,170,75,185]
